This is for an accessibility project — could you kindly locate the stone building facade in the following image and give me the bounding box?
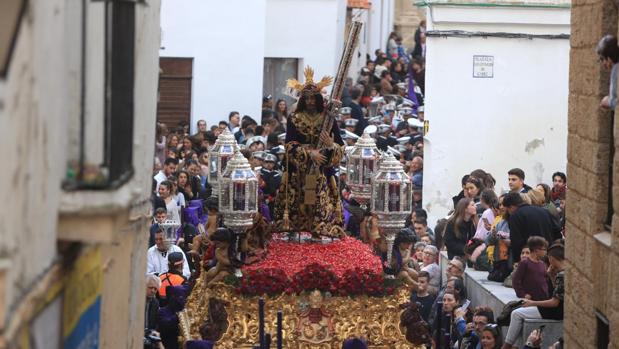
[394,0,425,49]
[565,0,619,347]
[0,0,160,347]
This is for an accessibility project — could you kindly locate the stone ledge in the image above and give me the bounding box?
[440,251,517,318]
[594,231,612,247]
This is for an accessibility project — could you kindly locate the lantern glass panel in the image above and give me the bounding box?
[362,148,374,157]
[388,182,401,212]
[389,172,404,181]
[403,183,411,211]
[349,158,359,183]
[210,157,218,178]
[233,180,246,211]
[362,158,374,185]
[221,155,231,173]
[247,181,257,211]
[220,181,230,210]
[375,183,385,212]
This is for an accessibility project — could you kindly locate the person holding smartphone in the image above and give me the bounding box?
[523,327,544,349]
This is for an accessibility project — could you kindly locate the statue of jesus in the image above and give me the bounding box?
[273,67,345,238]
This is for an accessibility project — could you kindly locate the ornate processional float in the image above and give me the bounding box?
[178,21,430,349]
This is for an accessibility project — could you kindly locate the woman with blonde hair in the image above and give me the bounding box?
[535,183,559,217]
[524,189,545,207]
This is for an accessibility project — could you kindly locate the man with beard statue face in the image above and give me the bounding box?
[273,67,346,238]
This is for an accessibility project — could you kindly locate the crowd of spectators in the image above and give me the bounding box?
[142,23,575,349]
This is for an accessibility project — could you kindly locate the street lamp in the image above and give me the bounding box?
[346,132,380,208]
[371,152,412,274]
[208,128,239,195]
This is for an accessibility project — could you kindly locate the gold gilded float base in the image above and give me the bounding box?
[179,275,426,348]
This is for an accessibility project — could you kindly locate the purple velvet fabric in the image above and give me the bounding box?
[185,341,214,349]
[342,338,368,349]
[189,200,203,208]
[185,206,200,226]
[342,200,351,228]
[260,202,272,222]
[158,285,190,349]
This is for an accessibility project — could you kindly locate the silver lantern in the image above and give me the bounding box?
[346,132,379,208]
[370,152,412,275]
[219,151,259,276]
[208,128,239,195]
[159,220,181,246]
[219,151,258,231]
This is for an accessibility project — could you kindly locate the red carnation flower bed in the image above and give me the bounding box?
[237,237,388,297]
[243,236,382,277]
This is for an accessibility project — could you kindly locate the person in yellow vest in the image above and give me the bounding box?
[158,252,187,302]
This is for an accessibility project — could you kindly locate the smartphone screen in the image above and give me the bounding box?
[461,299,471,312]
[538,325,545,336]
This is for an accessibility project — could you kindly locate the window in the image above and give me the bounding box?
[605,112,614,230]
[104,0,135,186]
[63,0,136,190]
[0,0,27,78]
[263,58,299,109]
[595,310,609,349]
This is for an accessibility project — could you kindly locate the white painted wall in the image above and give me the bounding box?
[0,0,67,310]
[161,0,266,130]
[265,0,346,92]
[367,0,395,59]
[0,0,160,343]
[161,0,355,130]
[350,8,370,78]
[422,5,570,227]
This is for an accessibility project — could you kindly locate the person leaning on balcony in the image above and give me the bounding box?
[598,35,619,110]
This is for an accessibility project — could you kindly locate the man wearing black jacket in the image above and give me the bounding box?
[346,86,367,136]
[503,192,562,262]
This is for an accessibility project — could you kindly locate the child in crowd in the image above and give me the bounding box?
[420,235,433,245]
[386,229,418,288]
[504,247,529,288]
[512,237,549,300]
[149,207,167,247]
[412,241,427,266]
[410,271,436,323]
[413,217,435,245]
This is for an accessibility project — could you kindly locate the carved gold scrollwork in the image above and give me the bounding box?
[179,274,426,348]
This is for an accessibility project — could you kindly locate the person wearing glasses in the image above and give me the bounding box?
[420,245,440,293]
[458,306,496,349]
